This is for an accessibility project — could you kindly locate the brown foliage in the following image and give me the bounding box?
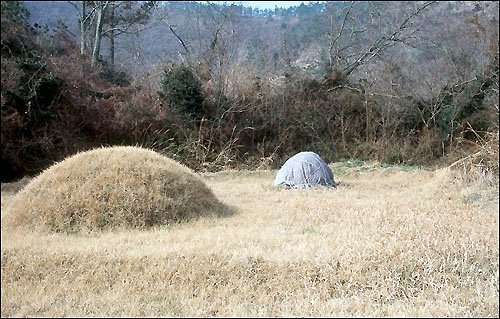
[450,129,499,183]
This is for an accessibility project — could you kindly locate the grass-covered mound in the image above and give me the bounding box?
[3,146,229,232]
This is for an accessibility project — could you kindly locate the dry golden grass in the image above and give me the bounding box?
[1,162,499,317]
[451,130,499,184]
[2,146,229,232]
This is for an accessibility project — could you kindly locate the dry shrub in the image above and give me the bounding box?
[450,129,499,185]
[371,128,444,165]
[0,59,24,91]
[3,146,230,233]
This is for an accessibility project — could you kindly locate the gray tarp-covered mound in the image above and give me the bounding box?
[273,151,339,189]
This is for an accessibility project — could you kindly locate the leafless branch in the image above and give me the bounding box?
[328,1,354,70]
[166,23,191,57]
[343,1,436,77]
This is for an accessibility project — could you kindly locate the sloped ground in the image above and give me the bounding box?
[1,162,498,317]
[2,146,230,232]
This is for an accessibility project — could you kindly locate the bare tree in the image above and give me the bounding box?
[68,1,96,55]
[87,1,110,67]
[322,1,436,79]
[101,1,156,68]
[70,1,156,68]
[156,2,243,98]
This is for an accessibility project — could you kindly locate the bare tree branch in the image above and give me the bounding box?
[328,1,354,70]
[166,23,191,58]
[343,1,436,77]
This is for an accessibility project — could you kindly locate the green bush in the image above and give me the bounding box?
[404,74,494,138]
[99,60,131,87]
[1,1,31,33]
[158,64,205,119]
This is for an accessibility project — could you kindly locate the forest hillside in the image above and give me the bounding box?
[1,1,499,182]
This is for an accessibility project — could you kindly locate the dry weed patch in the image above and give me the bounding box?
[1,164,498,317]
[451,130,499,185]
[2,146,230,232]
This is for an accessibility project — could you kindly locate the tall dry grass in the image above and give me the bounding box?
[1,163,498,317]
[450,130,499,184]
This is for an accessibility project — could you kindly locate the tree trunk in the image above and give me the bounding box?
[91,2,108,68]
[109,2,115,67]
[281,39,292,77]
[80,1,86,55]
[365,97,371,143]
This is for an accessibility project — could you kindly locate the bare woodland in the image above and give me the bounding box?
[1,1,498,181]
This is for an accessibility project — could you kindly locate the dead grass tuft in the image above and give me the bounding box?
[2,146,230,233]
[450,130,499,185]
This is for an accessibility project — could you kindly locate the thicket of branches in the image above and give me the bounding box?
[1,1,498,182]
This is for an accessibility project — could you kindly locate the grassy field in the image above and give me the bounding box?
[1,161,499,317]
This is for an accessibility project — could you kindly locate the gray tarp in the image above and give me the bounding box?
[273,151,338,189]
